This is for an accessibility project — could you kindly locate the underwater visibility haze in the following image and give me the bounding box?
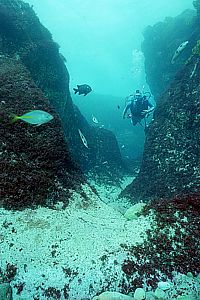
[25,0,193,96]
[25,0,194,161]
[0,0,200,299]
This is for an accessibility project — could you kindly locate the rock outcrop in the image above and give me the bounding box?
[118,6,200,299]
[122,55,200,202]
[68,104,124,178]
[142,9,198,101]
[121,4,200,202]
[0,57,84,210]
[0,0,125,176]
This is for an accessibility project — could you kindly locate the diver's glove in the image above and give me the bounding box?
[141,108,154,116]
[141,110,149,116]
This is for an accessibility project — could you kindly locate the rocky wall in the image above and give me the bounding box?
[121,54,200,201]
[0,0,125,176]
[121,4,200,202]
[142,9,198,101]
[0,57,84,210]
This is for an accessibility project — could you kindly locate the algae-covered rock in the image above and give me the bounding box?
[142,9,197,101]
[0,0,125,180]
[0,57,83,209]
[122,55,200,201]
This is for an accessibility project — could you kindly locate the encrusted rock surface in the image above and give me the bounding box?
[122,52,200,201]
[0,0,125,175]
[121,4,200,201]
[0,57,83,209]
[142,9,198,101]
[120,11,200,291]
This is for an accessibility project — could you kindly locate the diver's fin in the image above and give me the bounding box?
[73,88,78,94]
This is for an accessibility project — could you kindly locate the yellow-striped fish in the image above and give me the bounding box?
[11,110,54,126]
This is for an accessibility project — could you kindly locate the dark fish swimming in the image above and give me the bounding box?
[73,84,92,96]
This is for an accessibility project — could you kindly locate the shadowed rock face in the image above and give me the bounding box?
[0,0,86,210]
[193,0,200,17]
[0,0,124,176]
[71,105,124,179]
[122,55,200,201]
[0,57,84,210]
[142,9,197,101]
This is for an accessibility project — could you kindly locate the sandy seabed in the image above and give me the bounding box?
[0,177,199,299]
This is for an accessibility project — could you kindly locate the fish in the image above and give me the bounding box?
[78,129,88,148]
[92,115,98,124]
[73,84,92,96]
[11,110,54,126]
[190,58,199,79]
[171,41,189,64]
[117,105,120,109]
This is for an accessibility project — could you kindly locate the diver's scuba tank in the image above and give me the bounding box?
[124,94,133,106]
[143,91,151,100]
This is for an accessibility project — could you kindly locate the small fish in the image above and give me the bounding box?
[117,105,120,109]
[78,129,88,148]
[92,115,98,124]
[11,110,54,126]
[102,161,108,165]
[171,41,188,64]
[121,145,125,148]
[190,59,199,79]
[73,84,92,96]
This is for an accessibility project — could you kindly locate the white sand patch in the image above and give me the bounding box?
[0,183,152,299]
[89,176,135,214]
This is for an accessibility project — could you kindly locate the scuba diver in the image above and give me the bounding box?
[122,89,155,129]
